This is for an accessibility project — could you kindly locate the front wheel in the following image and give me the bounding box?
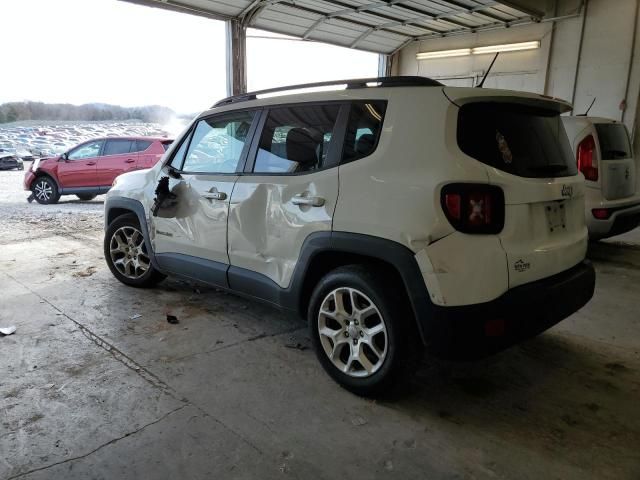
[32,176,60,204]
[308,265,422,397]
[104,213,166,287]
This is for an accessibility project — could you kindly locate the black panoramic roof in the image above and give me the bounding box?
[213,76,442,107]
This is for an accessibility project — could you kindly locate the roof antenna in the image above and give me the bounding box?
[476,52,499,88]
[577,97,596,116]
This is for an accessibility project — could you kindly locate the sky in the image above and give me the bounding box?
[0,0,379,114]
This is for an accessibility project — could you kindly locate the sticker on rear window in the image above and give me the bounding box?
[495,130,513,164]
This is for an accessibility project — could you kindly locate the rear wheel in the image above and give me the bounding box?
[309,265,422,397]
[32,176,60,204]
[77,194,97,201]
[104,213,165,287]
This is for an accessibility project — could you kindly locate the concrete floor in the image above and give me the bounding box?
[1,169,640,479]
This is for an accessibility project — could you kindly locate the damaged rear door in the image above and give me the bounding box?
[227,103,344,291]
[150,111,258,286]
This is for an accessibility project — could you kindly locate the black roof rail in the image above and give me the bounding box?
[212,76,442,107]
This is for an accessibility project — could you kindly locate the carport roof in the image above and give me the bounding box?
[121,0,546,54]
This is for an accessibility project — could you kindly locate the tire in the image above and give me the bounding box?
[77,194,97,201]
[32,176,60,204]
[104,213,166,288]
[308,265,422,397]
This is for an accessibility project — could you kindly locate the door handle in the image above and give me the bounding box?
[202,191,227,201]
[86,161,96,166]
[125,159,135,163]
[292,194,325,207]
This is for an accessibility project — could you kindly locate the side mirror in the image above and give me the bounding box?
[60,152,68,161]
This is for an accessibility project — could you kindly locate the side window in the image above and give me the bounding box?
[134,140,152,153]
[342,101,387,163]
[253,104,340,174]
[103,139,134,156]
[181,112,255,174]
[68,140,103,160]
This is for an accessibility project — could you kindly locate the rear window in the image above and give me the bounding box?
[457,103,577,178]
[595,123,632,160]
[253,104,340,174]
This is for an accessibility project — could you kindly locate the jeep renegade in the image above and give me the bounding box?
[103,77,595,396]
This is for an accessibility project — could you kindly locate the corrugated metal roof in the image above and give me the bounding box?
[122,0,547,54]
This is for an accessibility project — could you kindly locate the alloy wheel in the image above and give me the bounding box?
[34,180,53,202]
[317,287,388,378]
[109,226,150,279]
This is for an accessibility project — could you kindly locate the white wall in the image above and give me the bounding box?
[398,23,550,92]
[394,0,640,140]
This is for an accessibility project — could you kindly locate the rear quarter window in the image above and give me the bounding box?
[342,101,387,163]
[135,140,152,152]
[457,103,577,178]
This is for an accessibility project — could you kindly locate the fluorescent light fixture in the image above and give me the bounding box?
[472,41,540,54]
[364,103,382,121]
[416,48,471,60]
[416,40,540,60]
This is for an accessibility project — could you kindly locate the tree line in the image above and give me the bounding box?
[0,101,175,124]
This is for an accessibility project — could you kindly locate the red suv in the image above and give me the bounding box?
[24,137,172,204]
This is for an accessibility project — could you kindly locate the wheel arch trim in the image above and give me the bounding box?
[229,231,432,344]
[31,172,61,191]
[104,196,160,270]
[295,232,431,341]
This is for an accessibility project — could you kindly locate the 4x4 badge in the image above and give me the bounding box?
[561,185,573,197]
[514,259,531,273]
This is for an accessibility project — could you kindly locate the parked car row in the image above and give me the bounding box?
[0,122,169,159]
[100,77,609,396]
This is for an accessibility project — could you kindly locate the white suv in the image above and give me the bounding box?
[562,116,640,239]
[104,77,595,396]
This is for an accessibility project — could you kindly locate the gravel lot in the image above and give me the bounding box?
[0,163,104,245]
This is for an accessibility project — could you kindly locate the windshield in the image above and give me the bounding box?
[457,103,577,178]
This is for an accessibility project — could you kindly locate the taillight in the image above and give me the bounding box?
[444,193,461,220]
[592,208,611,220]
[441,183,505,234]
[577,134,598,181]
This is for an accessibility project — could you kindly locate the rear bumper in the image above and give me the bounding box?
[422,260,595,359]
[587,202,640,239]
